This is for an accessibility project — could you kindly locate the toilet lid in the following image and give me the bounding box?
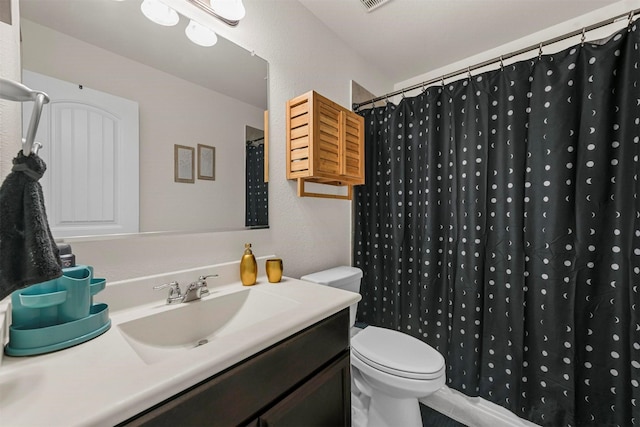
[351,326,445,380]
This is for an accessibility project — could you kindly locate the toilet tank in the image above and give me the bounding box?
[300,266,363,326]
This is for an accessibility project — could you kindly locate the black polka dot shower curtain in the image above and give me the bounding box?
[354,22,640,427]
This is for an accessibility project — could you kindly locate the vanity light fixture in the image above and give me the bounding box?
[185,19,218,47]
[209,0,246,21]
[139,0,245,47]
[140,0,179,26]
[186,0,245,27]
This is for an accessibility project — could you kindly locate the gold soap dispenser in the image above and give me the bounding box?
[240,243,257,286]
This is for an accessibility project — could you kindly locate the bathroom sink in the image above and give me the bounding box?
[117,288,297,364]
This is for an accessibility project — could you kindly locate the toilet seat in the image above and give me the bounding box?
[351,326,445,380]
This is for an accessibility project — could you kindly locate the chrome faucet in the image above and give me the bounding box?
[153,274,218,304]
[153,281,182,304]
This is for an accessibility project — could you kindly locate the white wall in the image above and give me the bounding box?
[3,0,391,282]
[21,19,262,233]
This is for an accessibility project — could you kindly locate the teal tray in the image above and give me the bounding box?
[5,303,111,357]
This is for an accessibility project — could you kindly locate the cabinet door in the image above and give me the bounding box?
[339,110,365,184]
[256,352,351,427]
[286,93,312,180]
[313,96,342,179]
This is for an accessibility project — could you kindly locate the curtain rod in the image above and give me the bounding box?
[353,8,640,111]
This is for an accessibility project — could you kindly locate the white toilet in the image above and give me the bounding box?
[301,266,446,427]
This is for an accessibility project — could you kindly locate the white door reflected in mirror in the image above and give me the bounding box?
[23,70,139,238]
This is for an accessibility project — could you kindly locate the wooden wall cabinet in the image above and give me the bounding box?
[286,91,364,200]
[120,309,351,427]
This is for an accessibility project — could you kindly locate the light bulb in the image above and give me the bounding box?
[185,20,218,47]
[140,0,179,26]
[210,0,246,21]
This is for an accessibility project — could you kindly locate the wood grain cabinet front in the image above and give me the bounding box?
[251,352,351,427]
[286,91,364,199]
[119,309,350,427]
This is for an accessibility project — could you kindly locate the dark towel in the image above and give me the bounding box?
[0,151,62,300]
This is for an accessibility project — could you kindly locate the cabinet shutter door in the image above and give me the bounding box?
[313,97,341,178]
[340,110,364,184]
[287,95,310,179]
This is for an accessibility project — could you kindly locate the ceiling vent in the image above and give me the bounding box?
[359,0,393,13]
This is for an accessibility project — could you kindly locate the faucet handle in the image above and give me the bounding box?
[197,274,218,297]
[153,281,182,304]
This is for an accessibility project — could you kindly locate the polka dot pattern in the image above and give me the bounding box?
[245,144,268,226]
[354,24,640,427]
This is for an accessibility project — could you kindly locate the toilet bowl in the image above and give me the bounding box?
[301,266,446,427]
[351,326,446,426]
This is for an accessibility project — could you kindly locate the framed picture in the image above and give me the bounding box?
[197,144,215,181]
[174,144,195,183]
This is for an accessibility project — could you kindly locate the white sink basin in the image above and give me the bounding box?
[117,288,297,364]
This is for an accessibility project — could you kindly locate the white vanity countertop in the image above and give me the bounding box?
[0,265,360,426]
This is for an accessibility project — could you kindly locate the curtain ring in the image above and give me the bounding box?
[441,75,445,88]
[628,11,635,31]
[499,55,504,71]
[538,43,543,61]
[467,66,472,80]
[581,28,586,46]
[422,81,427,93]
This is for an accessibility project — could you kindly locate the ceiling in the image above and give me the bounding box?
[298,0,622,84]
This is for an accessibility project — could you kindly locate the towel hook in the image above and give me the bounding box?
[581,28,586,46]
[0,77,50,156]
[23,93,48,156]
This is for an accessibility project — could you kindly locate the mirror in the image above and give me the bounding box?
[18,0,269,238]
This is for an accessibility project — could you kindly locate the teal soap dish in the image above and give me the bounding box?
[4,303,111,357]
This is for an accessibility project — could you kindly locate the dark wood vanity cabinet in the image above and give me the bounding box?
[120,309,351,427]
